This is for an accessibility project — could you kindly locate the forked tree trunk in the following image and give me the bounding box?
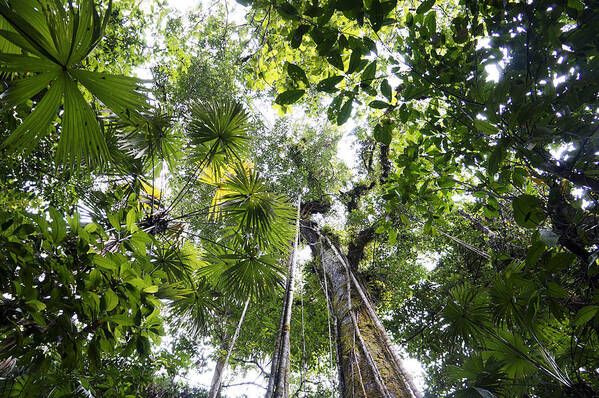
[303,223,422,398]
[265,196,302,398]
[208,298,250,398]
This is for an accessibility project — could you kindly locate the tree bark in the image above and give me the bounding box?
[266,195,302,398]
[302,221,422,398]
[208,297,250,398]
[208,341,228,398]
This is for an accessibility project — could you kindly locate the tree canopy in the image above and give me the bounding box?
[1,0,598,397]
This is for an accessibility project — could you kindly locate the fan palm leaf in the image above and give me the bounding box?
[442,283,490,343]
[151,241,199,283]
[0,0,150,167]
[198,160,253,219]
[198,242,285,301]
[216,164,296,251]
[187,100,250,166]
[166,280,217,338]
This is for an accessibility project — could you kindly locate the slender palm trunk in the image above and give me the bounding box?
[208,341,228,398]
[304,225,422,398]
[265,196,302,398]
[208,297,250,398]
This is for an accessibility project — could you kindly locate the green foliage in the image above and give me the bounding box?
[0,206,170,393]
[512,195,546,229]
[0,0,150,166]
[187,101,250,165]
[2,0,599,395]
[245,0,599,392]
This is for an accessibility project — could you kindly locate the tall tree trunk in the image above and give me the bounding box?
[266,196,302,398]
[302,222,422,398]
[208,298,250,398]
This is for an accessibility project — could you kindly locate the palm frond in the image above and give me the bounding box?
[198,243,285,301]
[165,280,217,338]
[0,15,20,55]
[198,160,253,219]
[0,0,151,167]
[151,242,200,283]
[447,354,505,396]
[187,100,250,164]
[485,331,537,380]
[116,111,178,169]
[217,165,296,251]
[442,283,489,343]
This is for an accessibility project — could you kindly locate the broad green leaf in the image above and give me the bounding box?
[337,99,352,125]
[546,252,576,273]
[276,2,300,20]
[400,214,409,225]
[488,145,504,176]
[286,62,309,85]
[361,61,376,84]
[369,100,391,109]
[289,24,310,48]
[368,0,385,31]
[84,222,99,233]
[525,241,545,267]
[108,314,135,326]
[94,256,118,272]
[336,0,362,11]
[26,299,46,311]
[327,93,343,122]
[389,229,397,245]
[474,119,499,135]
[399,104,410,122]
[403,84,429,100]
[381,78,392,101]
[310,27,337,55]
[326,50,344,70]
[48,207,67,243]
[104,289,119,312]
[512,167,527,187]
[567,0,584,11]
[416,0,435,14]
[424,10,436,33]
[126,277,148,290]
[126,209,138,233]
[573,305,599,326]
[316,75,344,92]
[347,50,362,74]
[512,195,546,228]
[363,37,377,55]
[143,285,159,294]
[88,268,102,287]
[275,89,305,105]
[374,123,392,145]
[108,213,121,231]
[83,291,101,315]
